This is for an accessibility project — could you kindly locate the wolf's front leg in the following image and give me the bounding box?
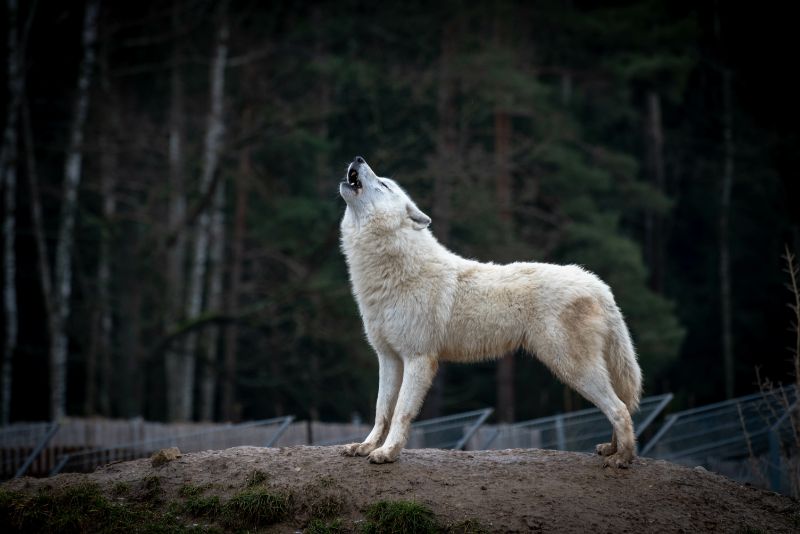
[368,356,438,464]
[342,353,402,457]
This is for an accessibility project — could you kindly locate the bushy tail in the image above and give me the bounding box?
[604,312,642,413]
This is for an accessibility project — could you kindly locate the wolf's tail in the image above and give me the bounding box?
[603,310,642,413]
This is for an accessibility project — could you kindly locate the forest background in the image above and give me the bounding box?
[1,0,798,426]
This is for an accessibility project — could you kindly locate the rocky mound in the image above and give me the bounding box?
[2,446,798,532]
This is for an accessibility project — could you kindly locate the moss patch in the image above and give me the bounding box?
[361,500,438,534]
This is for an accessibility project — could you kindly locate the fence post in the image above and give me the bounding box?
[455,408,493,450]
[768,427,782,492]
[555,414,566,451]
[266,416,294,447]
[15,422,60,478]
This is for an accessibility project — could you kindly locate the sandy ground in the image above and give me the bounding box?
[4,445,799,533]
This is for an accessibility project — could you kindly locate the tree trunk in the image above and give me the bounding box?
[644,90,665,293]
[85,50,117,415]
[560,71,572,107]
[96,45,117,416]
[199,180,225,421]
[23,98,58,405]
[422,18,459,420]
[493,14,515,424]
[431,19,457,246]
[494,107,515,422]
[176,8,228,421]
[720,69,734,398]
[50,0,99,420]
[560,70,572,413]
[117,271,143,417]
[308,9,330,419]
[1,0,22,425]
[221,139,250,421]
[312,6,331,198]
[165,0,189,422]
[494,111,512,224]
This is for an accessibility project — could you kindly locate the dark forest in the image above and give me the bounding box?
[1,0,798,425]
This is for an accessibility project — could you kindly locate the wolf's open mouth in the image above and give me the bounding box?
[348,168,362,190]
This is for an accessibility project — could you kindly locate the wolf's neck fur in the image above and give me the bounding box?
[340,208,458,313]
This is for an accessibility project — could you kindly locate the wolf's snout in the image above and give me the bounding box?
[346,156,364,191]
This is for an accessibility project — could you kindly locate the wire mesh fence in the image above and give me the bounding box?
[480,393,673,452]
[316,408,494,450]
[640,386,798,495]
[51,415,294,475]
[1,422,60,479]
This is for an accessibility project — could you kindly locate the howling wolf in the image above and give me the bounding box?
[339,156,642,468]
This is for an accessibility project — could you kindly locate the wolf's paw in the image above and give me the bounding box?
[602,451,633,469]
[367,446,399,464]
[595,442,617,457]
[341,443,362,457]
[355,442,378,456]
[342,441,378,457]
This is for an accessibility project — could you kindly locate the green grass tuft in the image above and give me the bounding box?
[309,493,344,519]
[110,482,130,497]
[182,495,221,518]
[316,475,336,488]
[138,475,163,503]
[306,517,345,533]
[220,487,292,530]
[178,484,207,498]
[245,469,269,487]
[361,500,438,534]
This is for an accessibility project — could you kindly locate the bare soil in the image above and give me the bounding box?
[4,446,799,533]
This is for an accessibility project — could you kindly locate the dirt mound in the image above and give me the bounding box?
[3,446,798,532]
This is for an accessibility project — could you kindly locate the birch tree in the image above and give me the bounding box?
[199,181,225,421]
[172,8,228,421]
[50,0,99,420]
[1,0,22,425]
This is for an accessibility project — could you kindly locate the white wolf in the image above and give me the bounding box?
[339,156,642,468]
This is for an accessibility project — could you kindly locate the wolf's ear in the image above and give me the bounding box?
[406,203,431,230]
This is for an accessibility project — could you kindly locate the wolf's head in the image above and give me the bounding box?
[340,156,431,231]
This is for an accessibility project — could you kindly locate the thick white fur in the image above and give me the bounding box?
[339,159,643,467]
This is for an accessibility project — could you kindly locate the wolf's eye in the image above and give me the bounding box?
[379,180,392,191]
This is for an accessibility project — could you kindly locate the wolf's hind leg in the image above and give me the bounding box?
[342,353,402,457]
[569,368,635,468]
[595,431,617,457]
[367,356,438,464]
